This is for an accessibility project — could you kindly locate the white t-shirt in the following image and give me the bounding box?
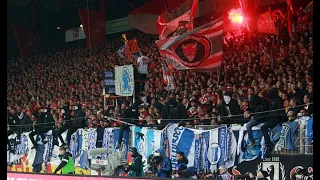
[137,56,150,74]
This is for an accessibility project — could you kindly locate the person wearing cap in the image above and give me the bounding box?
[215,166,231,180]
[125,147,144,177]
[247,170,269,180]
[53,146,75,174]
[216,91,241,124]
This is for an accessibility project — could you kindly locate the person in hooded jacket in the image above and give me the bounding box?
[217,91,241,124]
[244,95,269,149]
[56,102,72,147]
[155,148,172,178]
[29,110,50,149]
[260,88,286,155]
[161,97,187,123]
[173,151,189,178]
[125,147,144,177]
[63,103,86,147]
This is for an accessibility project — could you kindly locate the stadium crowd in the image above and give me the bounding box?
[7,7,312,152]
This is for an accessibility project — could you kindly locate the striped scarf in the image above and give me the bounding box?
[88,130,97,159]
[69,131,79,160]
[102,128,109,159]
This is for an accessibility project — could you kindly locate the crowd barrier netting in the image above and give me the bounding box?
[7,116,313,175]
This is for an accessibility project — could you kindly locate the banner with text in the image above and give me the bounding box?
[103,71,115,95]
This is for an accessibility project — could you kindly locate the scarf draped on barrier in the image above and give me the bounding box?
[7,118,307,174]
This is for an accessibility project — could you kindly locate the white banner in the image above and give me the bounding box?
[115,65,134,96]
[65,28,86,42]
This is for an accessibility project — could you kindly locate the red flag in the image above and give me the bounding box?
[78,9,105,48]
[13,25,36,60]
[257,11,277,34]
[156,17,223,71]
[123,38,141,63]
[126,39,141,53]
[157,0,198,40]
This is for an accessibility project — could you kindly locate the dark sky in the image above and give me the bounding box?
[7,0,148,58]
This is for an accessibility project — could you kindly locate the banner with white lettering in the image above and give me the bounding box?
[103,71,115,95]
[115,65,135,96]
[166,123,195,167]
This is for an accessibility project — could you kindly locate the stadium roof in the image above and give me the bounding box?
[7,0,150,58]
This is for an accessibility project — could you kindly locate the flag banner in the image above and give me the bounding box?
[13,25,36,60]
[118,37,141,63]
[276,121,298,151]
[103,71,115,95]
[157,0,198,40]
[125,39,141,62]
[307,116,313,144]
[113,128,130,158]
[126,38,141,54]
[128,0,193,34]
[7,123,302,175]
[65,28,86,42]
[200,131,210,171]
[166,123,195,167]
[128,0,237,34]
[156,17,223,71]
[257,11,277,34]
[132,126,163,170]
[115,65,135,96]
[78,9,105,48]
[207,126,229,171]
[117,45,126,59]
[194,134,202,169]
[232,124,264,164]
[161,62,176,91]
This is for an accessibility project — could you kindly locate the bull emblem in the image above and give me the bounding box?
[182,42,198,62]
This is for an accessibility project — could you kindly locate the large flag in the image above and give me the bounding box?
[257,11,277,34]
[161,62,176,91]
[156,17,223,71]
[118,35,141,63]
[234,125,264,164]
[13,25,36,60]
[166,123,195,167]
[114,65,135,96]
[78,9,105,48]
[128,0,236,34]
[157,0,198,40]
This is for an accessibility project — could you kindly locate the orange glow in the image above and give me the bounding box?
[228,8,244,24]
